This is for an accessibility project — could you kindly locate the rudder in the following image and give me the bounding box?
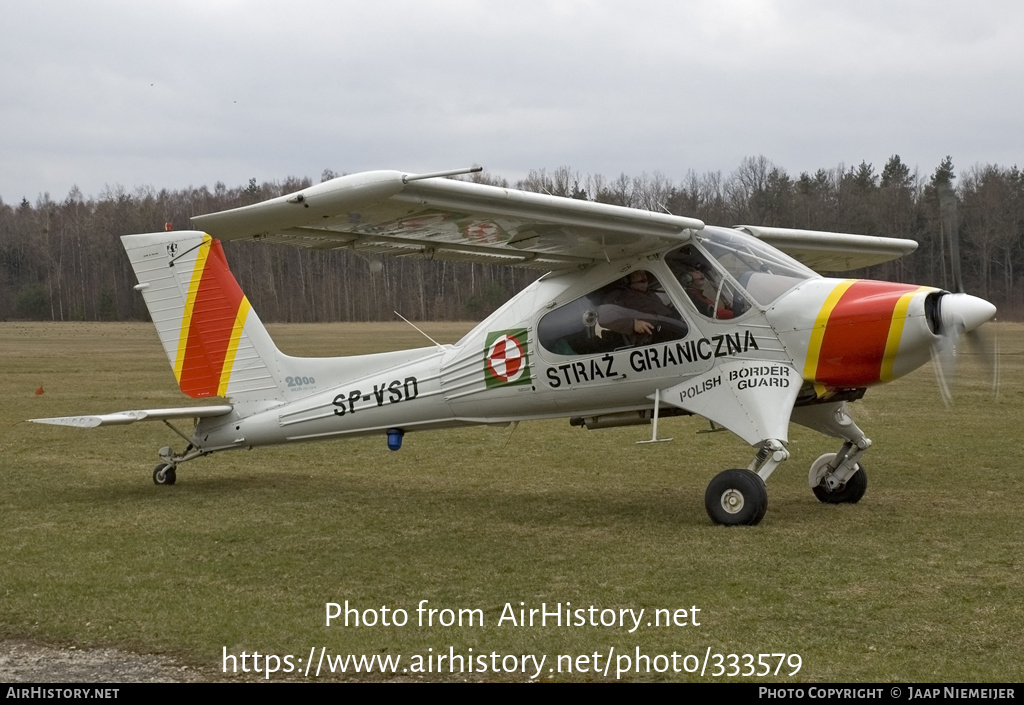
[122,231,283,401]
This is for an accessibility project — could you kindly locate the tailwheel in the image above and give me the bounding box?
[705,469,768,526]
[153,463,177,486]
[809,453,867,504]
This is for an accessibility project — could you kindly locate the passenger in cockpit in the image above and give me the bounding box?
[681,267,734,320]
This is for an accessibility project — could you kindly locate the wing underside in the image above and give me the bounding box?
[190,169,918,272]
[191,170,705,268]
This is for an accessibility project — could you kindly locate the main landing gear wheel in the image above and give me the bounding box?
[705,469,768,526]
[153,463,177,486]
[809,453,867,504]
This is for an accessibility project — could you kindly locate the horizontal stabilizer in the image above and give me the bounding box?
[30,405,233,428]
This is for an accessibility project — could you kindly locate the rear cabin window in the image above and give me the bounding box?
[538,270,689,356]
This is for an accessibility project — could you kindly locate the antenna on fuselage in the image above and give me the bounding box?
[394,311,444,351]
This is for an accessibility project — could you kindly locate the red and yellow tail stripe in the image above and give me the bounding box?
[804,280,929,388]
[172,235,251,398]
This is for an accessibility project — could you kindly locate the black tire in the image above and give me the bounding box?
[705,469,768,526]
[812,464,867,504]
[153,463,177,486]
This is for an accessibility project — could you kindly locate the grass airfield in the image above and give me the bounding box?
[1,321,1022,682]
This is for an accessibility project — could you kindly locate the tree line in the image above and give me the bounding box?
[2,156,1021,322]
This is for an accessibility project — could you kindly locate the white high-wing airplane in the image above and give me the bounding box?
[31,168,996,525]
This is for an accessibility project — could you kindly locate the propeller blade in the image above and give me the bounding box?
[930,331,957,407]
[965,326,1000,398]
[929,292,997,406]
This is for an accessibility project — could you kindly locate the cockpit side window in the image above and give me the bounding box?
[699,229,818,306]
[538,270,689,356]
[665,246,751,320]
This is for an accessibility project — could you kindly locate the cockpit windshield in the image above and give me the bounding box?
[692,228,818,307]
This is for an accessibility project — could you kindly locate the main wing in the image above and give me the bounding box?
[191,169,918,273]
[191,170,705,268]
[735,225,918,271]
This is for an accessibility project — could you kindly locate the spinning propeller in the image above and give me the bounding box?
[929,185,998,405]
[927,291,997,405]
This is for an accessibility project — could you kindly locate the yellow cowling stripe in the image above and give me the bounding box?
[803,279,856,382]
[879,286,929,382]
[216,297,251,397]
[173,235,213,382]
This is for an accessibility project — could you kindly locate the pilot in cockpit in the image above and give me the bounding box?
[600,270,680,337]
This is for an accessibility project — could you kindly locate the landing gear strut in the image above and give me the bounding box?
[701,401,875,525]
[809,450,868,504]
[792,401,872,505]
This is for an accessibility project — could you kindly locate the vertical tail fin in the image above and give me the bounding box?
[122,231,283,401]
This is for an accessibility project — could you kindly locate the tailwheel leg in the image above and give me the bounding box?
[153,463,177,485]
[151,442,203,486]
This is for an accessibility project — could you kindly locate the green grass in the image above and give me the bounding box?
[1,321,1022,681]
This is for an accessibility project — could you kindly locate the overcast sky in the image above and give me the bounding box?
[3,0,1023,204]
